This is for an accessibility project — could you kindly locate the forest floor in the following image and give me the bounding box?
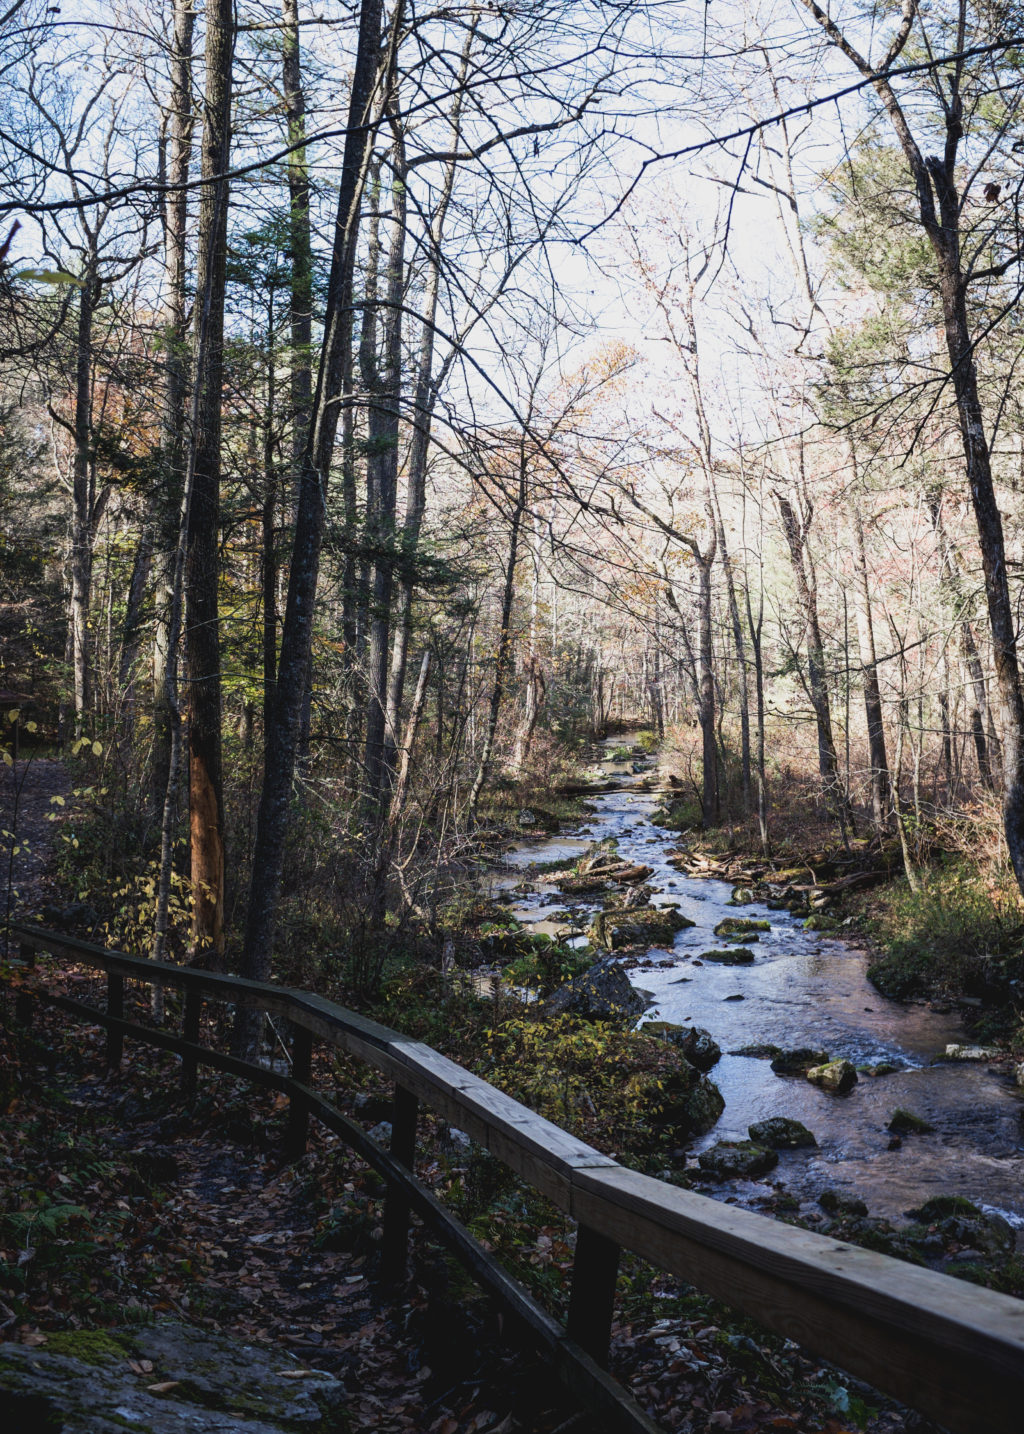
[0,986,948,1434]
[0,748,991,1433]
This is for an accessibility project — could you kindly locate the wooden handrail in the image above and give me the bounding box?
[7,921,1024,1434]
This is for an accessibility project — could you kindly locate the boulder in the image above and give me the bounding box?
[944,1043,999,1062]
[590,905,695,951]
[770,1047,830,1076]
[697,1140,778,1181]
[537,957,647,1022]
[819,1189,868,1217]
[700,947,756,965]
[714,917,770,939]
[806,1058,858,1094]
[887,1107,935,1135]
[0,1322,347,1433]
[729,886,757,905]
[644,1021,721,1071]
[1015,1062,1024,1090]
[748,1117,817,1149]
[646,1064,725,1137]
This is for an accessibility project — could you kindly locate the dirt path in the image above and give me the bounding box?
[1,757,70,926]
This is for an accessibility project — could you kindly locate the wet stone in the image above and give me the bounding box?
[700,947,756,965]
[806,1059,858,1094]
[770,1047,830,1076]
[887,1107,935,1135]
[697,1140,778,1181]
[748,1117,817,1149]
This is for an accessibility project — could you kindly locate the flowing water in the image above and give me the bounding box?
[489,754,1024,1231]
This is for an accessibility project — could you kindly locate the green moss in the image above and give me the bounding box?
[44,1330,135,1364]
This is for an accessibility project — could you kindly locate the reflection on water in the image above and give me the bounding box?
[488,765,1024,1226]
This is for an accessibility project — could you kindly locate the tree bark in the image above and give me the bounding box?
[69,256,98,735]
[775,488,849,828]
[848,495,890,830]
[185,0,235,965]
[152,0,194,813]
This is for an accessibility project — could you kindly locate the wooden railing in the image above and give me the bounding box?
[7,922,1024,1434]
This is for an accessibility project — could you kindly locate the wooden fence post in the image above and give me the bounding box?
[285,1024,313,1161]
[181,988,202,1099]
[106,971,124,1070]
[381,1084,418,1280]
[14,941,35,1027]
[567,1224,620,1367]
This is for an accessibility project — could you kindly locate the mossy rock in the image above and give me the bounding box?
[714,917,770,938]
[819,1188,868,1217]
[0,1322,347,1432]
[887,1107,935,1135]
[699,947,756,965]
[748,1117,817,1149]
[770,1047,829,1076]
[909,1195,981,1221]
[806,1058,858,1094]
[728,887,757,905]
[697,1140,778,1181]
[644,1021,721,1071]
[590,905,695,951]
[646,1063,725,1138]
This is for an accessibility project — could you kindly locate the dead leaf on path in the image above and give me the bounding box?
[147,1381,181,1394]
[277,1368,317,1379]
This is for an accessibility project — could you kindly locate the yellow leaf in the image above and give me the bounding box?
[92,741,102,756]
[25,721,37,732]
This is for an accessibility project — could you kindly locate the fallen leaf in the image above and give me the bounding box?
[147,1381,181,1394]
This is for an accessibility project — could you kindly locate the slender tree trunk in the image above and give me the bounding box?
[281,0,314,761]
[849,496,890,830]
[711,489,750,813]
[775,490,849,826]
[242,0,387,990]
[153,0,194,812]
[70,258,98,735]
[467,459,526,820]
[697,555,719,827]
[119,527,153,726]
[185,0,235,965]
[928,491,996,790]
[381,31,473,775]
[363,134,407,815]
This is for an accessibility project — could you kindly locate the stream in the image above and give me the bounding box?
[487,750,1024,1234]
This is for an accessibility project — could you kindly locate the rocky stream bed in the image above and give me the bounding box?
[485,746,1024,1266]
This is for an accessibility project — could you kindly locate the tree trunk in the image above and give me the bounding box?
[241,0,387,990]
[381,30,473,777]
[848,495,890,830]
[282,0,314,761]
[363,135,407,816]
[185,0,235,965]
[775,489,849,826]
[467,457,526,820]
[70,258,98,735]
[152,0,194,813]
[697,555,719,828]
